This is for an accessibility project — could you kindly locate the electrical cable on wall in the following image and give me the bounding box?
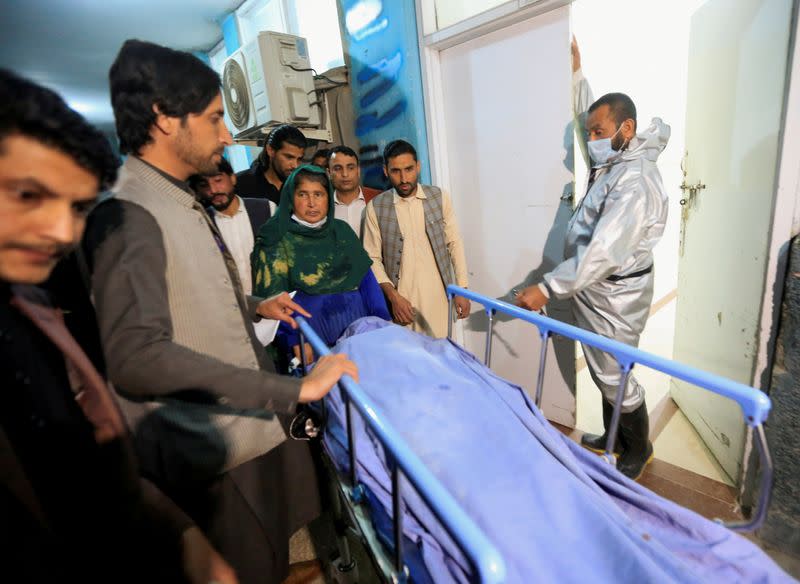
[315,73,346,86]
[288,64,348,87]
[334,89,343,144]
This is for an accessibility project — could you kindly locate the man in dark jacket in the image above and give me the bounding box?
[0,69,235,583]
[236,123,306,205]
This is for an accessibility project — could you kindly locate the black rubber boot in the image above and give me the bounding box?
[616,401,654,481]
[580,399,624,456]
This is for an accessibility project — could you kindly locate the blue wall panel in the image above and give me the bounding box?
[337,0,431,188]
[221,13,241,57]
[192,51,211,65]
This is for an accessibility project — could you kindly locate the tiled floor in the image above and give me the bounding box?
[575,294,734,485]
[553,422,741,521]
[653,406,732,485]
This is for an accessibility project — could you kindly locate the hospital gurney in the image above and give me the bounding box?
[294,286,780,583]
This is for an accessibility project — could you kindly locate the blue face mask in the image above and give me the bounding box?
[587,124,625,166]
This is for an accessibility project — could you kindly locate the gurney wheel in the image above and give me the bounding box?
[330,556,359,584]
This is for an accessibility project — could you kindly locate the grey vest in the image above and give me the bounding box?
[372,185,455,289]
[111,157,285,479]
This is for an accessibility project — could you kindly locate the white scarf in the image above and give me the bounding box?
[291,214,328,229]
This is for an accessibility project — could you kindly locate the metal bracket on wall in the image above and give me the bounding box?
[234,125,333,147]
[233,89,335,146]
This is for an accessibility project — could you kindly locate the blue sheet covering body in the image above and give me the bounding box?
[322,317,793,583]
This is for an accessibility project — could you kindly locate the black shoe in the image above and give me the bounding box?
[581,399,624,455]
[616,401,654,480]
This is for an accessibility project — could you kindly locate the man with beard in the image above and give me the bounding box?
[0,69,235,584]
[82,40,358,584]
[236,123,307,205]
[327,145,369,238]
[189,157,275,296]
[515,39,669,481]
[362,140,471,338]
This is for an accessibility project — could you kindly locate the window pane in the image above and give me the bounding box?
[291,0,345,72]
[420,0,510,33]
[238,0,287,46]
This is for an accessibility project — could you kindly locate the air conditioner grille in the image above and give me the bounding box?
[223,59,250,130]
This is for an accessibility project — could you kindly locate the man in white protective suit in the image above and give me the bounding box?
[516,39,670,481]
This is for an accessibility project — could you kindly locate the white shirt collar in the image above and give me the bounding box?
[333,188,365,206]
[211,195,246,218]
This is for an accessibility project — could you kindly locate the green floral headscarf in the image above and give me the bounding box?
[251,164,372,297]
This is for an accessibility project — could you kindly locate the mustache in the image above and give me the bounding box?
[207,192,236,211]
[4,242,73,259]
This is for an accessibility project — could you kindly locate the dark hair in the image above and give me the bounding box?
[215,156,234,176]
[588,92,637,131]
[328,145,359,165]
[266,124,307,153]
[187,156,234,190]
[311,148,331,166]
[109,39,221,155]
[293,167,330,192]
[383,139,417,166]
[0,69,118,190]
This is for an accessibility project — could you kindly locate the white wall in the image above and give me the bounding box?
[238,0,344,72]
[438,7,576,425]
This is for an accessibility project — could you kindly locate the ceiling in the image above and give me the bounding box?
[0,0,243,131]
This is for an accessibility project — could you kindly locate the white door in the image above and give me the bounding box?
[671,0,794,483]
[438,7,576,425]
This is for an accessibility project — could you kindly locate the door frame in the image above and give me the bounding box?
[743,0,800,507]
[410,0,574,373]
[754,1,800,392]
[415,0,800,511]
[414,0,572,189]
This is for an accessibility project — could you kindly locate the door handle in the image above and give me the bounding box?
[679,181,706,205]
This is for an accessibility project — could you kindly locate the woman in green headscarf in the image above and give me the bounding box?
[251,164,390,363]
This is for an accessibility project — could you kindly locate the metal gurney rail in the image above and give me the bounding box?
[446,285,773,532]
[296,317,507,584]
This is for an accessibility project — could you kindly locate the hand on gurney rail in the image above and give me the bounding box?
[299,353,359,402]
[256,291,311,328]
[453,295,471,319]
[514,284,549,312]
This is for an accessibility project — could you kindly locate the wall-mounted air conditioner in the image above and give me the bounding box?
[221,31,320,139]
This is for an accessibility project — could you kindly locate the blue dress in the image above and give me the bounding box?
[276,270,391,354]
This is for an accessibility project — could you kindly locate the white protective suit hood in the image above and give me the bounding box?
[601,117,671,167]
[544,115,671,301]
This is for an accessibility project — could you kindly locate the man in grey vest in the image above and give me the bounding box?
[362,140,470,338]
[83,40,357,584]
